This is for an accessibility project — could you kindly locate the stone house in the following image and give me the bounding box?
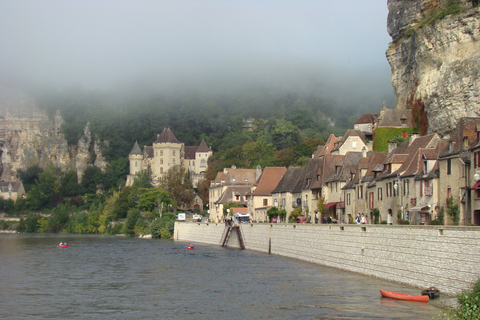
[209,166,260,222]
[330,129,368,155]
[324,152,363,223]
[271,167,303,220]
[249,166,287,222]
[126,128,212,187]
[438,118,480,225]
[0,181,25,202]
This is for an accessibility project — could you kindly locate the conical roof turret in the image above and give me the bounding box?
[197,139,212,152]
[130,140,142,155]
[154,128,180,143]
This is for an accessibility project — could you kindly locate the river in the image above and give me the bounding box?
[0,233,446,319]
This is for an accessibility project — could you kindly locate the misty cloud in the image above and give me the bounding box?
[0,0,394,109]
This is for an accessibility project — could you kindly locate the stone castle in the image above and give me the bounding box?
[126,128,212,187]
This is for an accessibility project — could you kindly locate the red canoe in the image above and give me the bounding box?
[57,245,68,248]
[380,290,429,302]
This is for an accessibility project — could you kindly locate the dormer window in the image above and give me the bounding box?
[464,136,469,147]
[423,160,428,174]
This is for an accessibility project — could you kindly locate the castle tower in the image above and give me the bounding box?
[126,140,143,186]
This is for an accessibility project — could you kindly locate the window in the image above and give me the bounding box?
[378,188,383,201]
[160,159,163,164]
[346,193,351,205]
[173,150,176,156]
[135,161,137,167]
[263,199,268,206]
[420,181,423,197]
[447,159,452,175]
[357,186,363,199]
[160,150,163,156]
[235,195,240,201]
[352,141,357,149]
[403,179,409,196]
[160,167,163,173]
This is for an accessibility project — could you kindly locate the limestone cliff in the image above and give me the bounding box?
[0,87,107,181]
[386,0,480,137]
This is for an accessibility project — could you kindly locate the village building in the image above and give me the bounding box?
[126,128,212,187]
[248,167,287,222]
[271,167,303,220]
[438,118,480,225]
[0,181,25,202]
[209,166,260,222]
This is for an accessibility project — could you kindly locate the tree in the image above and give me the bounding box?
[27,163,62,210]
[137,188,173,213]
[196,178,210,210]
[17,165,43,193]
[159,165,195,210]
[223,201,244,216]
[61,170,81,197]
[446,197,460,225]
[132,165,154,189]
[81,166,104,194]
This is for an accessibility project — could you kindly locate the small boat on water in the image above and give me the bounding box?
[380,290,429,302]
[57,245,68,248]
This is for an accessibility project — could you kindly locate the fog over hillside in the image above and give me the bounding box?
[0,0,395,112]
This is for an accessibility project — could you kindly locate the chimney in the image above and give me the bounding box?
[409,133,419,145]
[256,165,262,181]
[388,141,397,153]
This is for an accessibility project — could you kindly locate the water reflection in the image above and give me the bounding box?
[0,234,444,319]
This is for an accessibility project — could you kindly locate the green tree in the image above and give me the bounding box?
[223,201,244,216]
[446,197,460,225]
[17,165,43,193]
[26,163,62,210]
[242,141,278,168]
[81,166,104,194]
[132,165,154,189]
[160,165,195,210]
[103,157,129,191]
[123,208,141,236]
[61,170,81,197]
[137,188,173,213]
[112,186,134,220]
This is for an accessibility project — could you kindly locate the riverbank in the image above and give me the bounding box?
[174,222,480,297]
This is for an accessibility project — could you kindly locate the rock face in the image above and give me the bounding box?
[386,0,480,137]
[0,87,106,181]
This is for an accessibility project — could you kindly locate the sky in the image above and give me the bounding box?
[0,0,395,108]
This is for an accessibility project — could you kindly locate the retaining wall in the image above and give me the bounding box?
[174,222,480,295]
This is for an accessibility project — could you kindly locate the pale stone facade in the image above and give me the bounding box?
[126,128,212,187]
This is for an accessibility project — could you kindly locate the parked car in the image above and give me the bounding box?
[296,216,307,223]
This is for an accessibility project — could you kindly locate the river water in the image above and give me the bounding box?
[0,233,446,319]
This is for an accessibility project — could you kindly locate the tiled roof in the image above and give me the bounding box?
[215,186,252,205]
[272,167,303,193]
[154,128,180,144]
[354,113,377,125]
[331,129,366,152]
[326,152,363,183]
[144,146,154,158]
[184,146,197,160]
[197,140,212,152]
[252,167,287,196]
[212,168,257,185]
[439,117,480,158]
[0,181,23,193]
[313,134,338,158]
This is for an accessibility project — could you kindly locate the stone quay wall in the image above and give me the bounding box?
[174,222,480,296]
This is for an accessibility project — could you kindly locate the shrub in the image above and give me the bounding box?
[430,219,443,225]
[440,277,480,319]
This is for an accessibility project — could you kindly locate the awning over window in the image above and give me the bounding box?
[324,202,338,209]
[472,181,480,190]
[409,205,430,212]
